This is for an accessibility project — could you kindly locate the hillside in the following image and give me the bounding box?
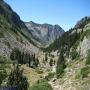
[46,17,90,90]
[25,21,64,47]
[0,0,39,57]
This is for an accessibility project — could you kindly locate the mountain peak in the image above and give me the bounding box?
[25,21,64,46]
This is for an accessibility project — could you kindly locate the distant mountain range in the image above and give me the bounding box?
[25,21,64,47]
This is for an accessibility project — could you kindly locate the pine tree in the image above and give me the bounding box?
[45,53,48,61]
[7,64,29,90]
[56,49,66,78]
[49,59,53,66]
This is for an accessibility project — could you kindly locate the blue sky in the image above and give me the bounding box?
[5,0,90,31]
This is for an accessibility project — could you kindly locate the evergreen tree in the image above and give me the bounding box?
[35,58,39,67]
[56,49,66,78]
[7,64,29,90]
[49,59,53,66]
[45,53,48,61]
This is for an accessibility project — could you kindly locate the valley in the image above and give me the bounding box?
[0,0,90,90]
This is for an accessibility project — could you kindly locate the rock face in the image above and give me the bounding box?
[77,34,90,58]
[25,21,64,46]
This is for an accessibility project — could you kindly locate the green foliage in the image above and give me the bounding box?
[75,73,81,79]
[45,72,55,80]
[86,49,90,65]
[56,64,65,78]
[80,66,90,78]
[30,79,52,90]
[70,50,78,60]
[7,64,29,90]
[44,29,80,53]
[80,29,90,41]
[74,16,90,29]
[49,59,53,66]
[56,49,66,78]
[45,53,48,61]
[0,31,4,38]
[0,69,7,86]
[10,48,39,68]
[4,41,10,48]
[0,55,9,86]
[0,55,11,64]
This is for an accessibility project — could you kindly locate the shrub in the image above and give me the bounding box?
[56,49,66,78]
[30,79,52,90]
[0,31,4,38]
[49,59,53,66]
[0,69,7,86]
[80,29,90,41]
[70,50,78,60]
[86,49,90,65]
[80,66,90,78]
[56,64,65,78]
[45,72,55,80]
[7,64,29,90]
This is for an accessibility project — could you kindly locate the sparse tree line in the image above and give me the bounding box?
[10,48,39,68]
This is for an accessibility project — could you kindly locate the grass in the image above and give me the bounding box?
[30,79,52,90]
[80,66,90,78]
[21,65,43,86]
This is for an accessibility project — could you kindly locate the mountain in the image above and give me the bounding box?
[45,16,90,53]
[25,21,64,46]
[1,0,90,90]
[0,0,39,57]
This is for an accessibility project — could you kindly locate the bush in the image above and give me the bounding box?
[30,79,52,90]
[80,66,90,78]
[56,49,66,78]
[45,72,55,80]
[80,29,90,41]
[86,49,90,65]
[0,31,4,38]
[0,69,7,86]
[7,64,29,90]
[49,59,53,66]
[70,50,78,60]
[56,64,65,78]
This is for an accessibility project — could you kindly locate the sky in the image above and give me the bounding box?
[5,0,90,31]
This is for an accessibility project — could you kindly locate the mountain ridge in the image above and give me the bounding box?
[25,21,64,46]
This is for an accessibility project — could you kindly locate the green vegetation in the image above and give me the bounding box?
[44,29,80,53]
[10,48,39,68]
[80,29,90,41]
[0,55,11,86]
[70,50,79,60]
[45,53,48,61]
[7,64,29,90]
[74,16,90,29]
[4,41,11,48]
[56,49,66,78]
[30,79,52,90]
[49,59,53,66]
[0,31,4,38]
[86,49,90,65]
[80,66,90,78]
[0,69,7,86]
[45,72,55,80]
